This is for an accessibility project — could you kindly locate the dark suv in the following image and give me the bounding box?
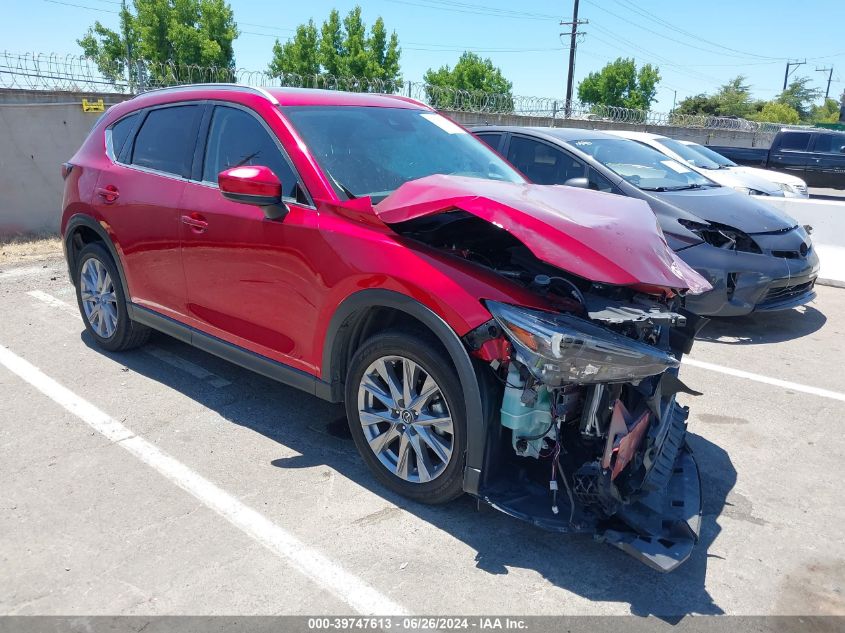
[62,84,709,570]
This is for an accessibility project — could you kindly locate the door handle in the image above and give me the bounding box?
[96,186,119,203]
[181,214,209,233]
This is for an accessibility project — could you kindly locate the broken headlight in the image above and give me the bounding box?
[486,301,680,386]
[677,219,762,253]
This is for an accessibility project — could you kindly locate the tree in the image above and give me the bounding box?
[777,77,822,120]
[712,76,756,118]
[423,52,513,111]
[268,6,401,85]
[674,76,769,118]
[79,0,238,86]
[675,93,720,116]
[750,101,800,124]
[268,20,319,77]
[576,57,660,110]
[810,98,842,124]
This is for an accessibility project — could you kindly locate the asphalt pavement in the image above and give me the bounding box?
[1,256,844,617]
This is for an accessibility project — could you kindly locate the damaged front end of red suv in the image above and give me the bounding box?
[375,175,711,572]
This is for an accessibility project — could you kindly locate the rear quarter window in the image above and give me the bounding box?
[105,113,139,162]
[130,105,200,176]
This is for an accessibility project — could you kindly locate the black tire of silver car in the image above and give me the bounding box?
[74,243,150,352]
[344,330,467,504]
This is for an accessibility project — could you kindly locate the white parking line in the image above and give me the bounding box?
[27,290,79,316]
[683,357,845,403]
[26,290,231,389]
[0,344,408,616]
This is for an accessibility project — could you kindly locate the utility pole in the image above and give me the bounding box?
[815,66,834,100]
[783,59,806,90]
[561,0,588,118]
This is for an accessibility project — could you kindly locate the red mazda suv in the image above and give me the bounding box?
[62,84,710,571]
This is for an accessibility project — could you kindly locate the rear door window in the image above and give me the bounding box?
[779,132,811,151]
[131,105,200,177]
[202,105,301,200]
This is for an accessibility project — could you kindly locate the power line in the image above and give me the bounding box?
[610,0,788,61]
[383,0,558,21]
[583,0,790,62]
[42,0,118,13]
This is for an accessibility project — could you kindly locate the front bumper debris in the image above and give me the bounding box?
[599,445,701,572]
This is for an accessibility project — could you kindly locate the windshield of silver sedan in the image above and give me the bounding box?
[571,138,718,191]
[282,106,524,201]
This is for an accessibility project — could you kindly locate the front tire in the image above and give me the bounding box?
[74,243,149,352]
[344,330,467,504]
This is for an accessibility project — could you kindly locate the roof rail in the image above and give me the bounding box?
[135,83,279,105]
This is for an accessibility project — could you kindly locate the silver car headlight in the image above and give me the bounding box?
[486,301,679,386]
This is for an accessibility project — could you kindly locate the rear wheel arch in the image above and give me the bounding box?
[322,289,494,495]
[64,215,130,299]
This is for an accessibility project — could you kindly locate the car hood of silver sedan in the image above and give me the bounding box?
[650,186,797,234]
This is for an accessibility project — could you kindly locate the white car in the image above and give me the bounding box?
[605,130,786,197]
[679,140,809,199]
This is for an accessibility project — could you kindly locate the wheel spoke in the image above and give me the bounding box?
[414,413,452,430]
[375,359,404,406]
[409,434,432,483]
[395,433,411,479]
[418,427,451,465]
[408,376,439,413]
[361,374,396,409]
[359,410,395,427]
[368,425,399,455]
[402,359,418,408]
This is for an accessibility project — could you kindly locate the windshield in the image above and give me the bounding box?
[683,142,737,167]
[282,106,524,200]
[570,138,717,191]
[656,138,721,170]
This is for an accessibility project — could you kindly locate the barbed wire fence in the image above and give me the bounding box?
[1,51,786,134]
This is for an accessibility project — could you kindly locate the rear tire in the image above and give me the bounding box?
[344,329,467,504]
[74,243,150,352]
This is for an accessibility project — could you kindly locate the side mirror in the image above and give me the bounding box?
[218,166,287,220]
[563,177,590,189]
[839,145,845,154]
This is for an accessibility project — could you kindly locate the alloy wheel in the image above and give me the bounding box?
[80,258,119,339]
[357,355,454,483]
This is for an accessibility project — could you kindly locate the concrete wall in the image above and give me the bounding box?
[0,90,130,238]
[752,195,845,285]
[442,110,776,148]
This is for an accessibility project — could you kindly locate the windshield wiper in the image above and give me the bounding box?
[664,184,706,191]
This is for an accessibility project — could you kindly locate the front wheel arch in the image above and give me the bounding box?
[322,289,495,496]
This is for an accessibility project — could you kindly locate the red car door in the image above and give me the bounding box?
[94,104,202,319]
[179,103,323,374]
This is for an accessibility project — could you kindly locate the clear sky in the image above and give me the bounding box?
[6,0,844,111]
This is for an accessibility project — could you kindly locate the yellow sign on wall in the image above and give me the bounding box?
[82,98,105,113]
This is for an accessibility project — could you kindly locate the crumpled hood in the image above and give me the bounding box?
[651,186,797,233]
[374,175,711,293]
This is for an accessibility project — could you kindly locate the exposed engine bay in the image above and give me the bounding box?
[395,209,708,572]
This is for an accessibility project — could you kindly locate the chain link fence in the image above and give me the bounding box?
[1,51,784,133]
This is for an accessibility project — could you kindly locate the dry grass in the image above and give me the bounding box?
[0,232,63,265]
